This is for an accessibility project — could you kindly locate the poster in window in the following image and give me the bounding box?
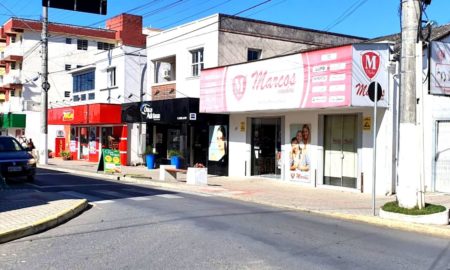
[288,124,311,183]
[208,125,227,162]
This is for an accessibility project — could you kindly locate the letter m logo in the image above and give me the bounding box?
[361,51,380,80]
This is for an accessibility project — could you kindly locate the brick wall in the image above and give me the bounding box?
[106,14,146,48]
[151,83,176,100]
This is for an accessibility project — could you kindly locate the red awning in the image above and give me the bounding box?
[48,103,122,125]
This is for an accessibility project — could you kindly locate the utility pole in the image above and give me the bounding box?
[397,0,423,208]
[39,3,49,165]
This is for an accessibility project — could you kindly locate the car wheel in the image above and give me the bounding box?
[26,175,35,182]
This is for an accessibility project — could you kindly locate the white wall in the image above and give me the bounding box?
[147,14,220,99]
[127,122,147,165]
[228,106,395,195]
[423,36,450,191]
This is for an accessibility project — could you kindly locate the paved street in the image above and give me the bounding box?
[0,169,449,269]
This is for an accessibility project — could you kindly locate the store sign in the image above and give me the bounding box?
[430,41,450,95]
[351,44,389,107]
[62,109,74,121]
[98,149,121,173]
[140,104,160,120]
[200,44,390,113]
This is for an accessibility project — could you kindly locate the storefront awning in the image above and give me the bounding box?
[200,43,391,113]
[48,103,122,125]
[0,113,26,128]
[122,98,200,124]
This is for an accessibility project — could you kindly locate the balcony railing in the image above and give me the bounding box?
[3,70,22,85]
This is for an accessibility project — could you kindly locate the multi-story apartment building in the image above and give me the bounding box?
[0,14,147,163]
[122,14,365,173]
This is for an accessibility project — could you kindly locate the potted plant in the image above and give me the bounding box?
[168,149,183,169]
[61,150,71,160]
[144,145,157,169]
[48,149,54,158]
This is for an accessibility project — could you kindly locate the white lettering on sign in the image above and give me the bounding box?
[140,104,161,120]
[177,116,187,120]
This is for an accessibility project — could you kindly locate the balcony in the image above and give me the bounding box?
[0,96,24,113]
[3,43,23,60]
[3,69,22,85]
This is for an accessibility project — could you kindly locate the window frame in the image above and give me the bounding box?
[107,67,116,88]
[190,48,204,77]
[77,39,88,50]
[247,48,262,61]
[72,70,95,93]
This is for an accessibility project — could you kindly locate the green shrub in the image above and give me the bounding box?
[382,201,446,215]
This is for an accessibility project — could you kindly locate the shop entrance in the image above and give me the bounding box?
[251,118,281,178]
[323,114,358,188]
[79,127,89,160]
[435,120,450,192]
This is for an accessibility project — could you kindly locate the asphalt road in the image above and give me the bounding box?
[1,168,450,270]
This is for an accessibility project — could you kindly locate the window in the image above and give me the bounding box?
[73,70,95,93]
[107,67,116,87]
[10,89,15,97]
[88,93,95,100]
[73,95,80,102]
[247,49,262,61]
[97,42,115,50]
[66,38,72,44]
[190,48,204,77]
[81,94,86,101]
[65,64,71,71]
[77,39,88,50]
[10,62,16,70]
[10,36,16,43]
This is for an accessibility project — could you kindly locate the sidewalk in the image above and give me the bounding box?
[2,158,450,244]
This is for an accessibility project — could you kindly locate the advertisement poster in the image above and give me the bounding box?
[288,124,311,183]
[100,149,121,173]
[430,41,450,95]
[208,125,227,161]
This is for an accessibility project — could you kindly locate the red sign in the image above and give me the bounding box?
[361,51,380,80]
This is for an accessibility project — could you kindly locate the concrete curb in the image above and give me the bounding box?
[0,199,88,244]
[38,165,450,238]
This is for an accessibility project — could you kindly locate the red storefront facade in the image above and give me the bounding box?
[48,103,128,165]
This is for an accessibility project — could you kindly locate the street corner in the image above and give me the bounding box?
[0,198,88,244]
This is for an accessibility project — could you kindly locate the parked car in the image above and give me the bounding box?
[0,136,36,182]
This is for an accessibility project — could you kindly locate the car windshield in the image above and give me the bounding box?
[0,137,25,152]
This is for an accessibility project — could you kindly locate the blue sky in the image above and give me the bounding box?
[0,0,449,38]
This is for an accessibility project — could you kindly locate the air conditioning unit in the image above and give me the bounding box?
[163,69,171,79]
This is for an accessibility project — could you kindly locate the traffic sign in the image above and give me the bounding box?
[368,81,382,102]
[42,81,50,91]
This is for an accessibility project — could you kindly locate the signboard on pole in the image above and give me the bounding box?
[42,0,107,15]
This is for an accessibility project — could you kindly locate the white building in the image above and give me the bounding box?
[122,14,366,172]
[0,14,147,164]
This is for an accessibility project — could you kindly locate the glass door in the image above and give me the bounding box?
[251,118,281,178]
[323,114,358,188]
[79,127,89,160]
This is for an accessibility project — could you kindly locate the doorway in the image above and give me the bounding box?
[251,118,282,178]
[323,114,358,188]
[79,127,89,160]
[435,120,450,192]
